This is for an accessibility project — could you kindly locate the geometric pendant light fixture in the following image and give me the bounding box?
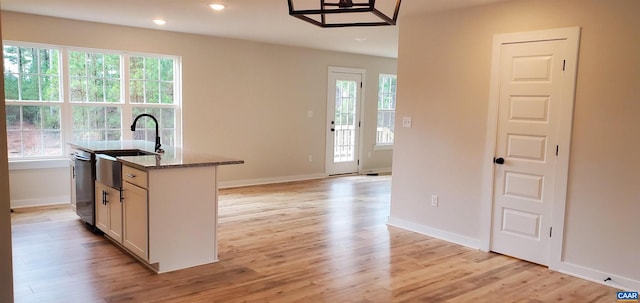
[287,0,402,28]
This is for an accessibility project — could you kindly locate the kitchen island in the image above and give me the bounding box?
[69,140,243,273]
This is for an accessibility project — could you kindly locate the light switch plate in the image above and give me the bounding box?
[402,117,412,128]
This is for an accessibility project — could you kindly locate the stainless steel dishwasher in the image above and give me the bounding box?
[73,150,95,226]
[73,148,151,229]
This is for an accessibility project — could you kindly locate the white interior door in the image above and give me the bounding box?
[326,68,363,175]
[491,39,567,265]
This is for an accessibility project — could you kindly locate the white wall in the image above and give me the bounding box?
[9,164,70,208]
[1,11,396,207]
[390,0,639,290]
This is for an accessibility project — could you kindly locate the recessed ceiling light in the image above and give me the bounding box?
[355,38,367,42]
[153,19,166,25]
[210,4,225,11]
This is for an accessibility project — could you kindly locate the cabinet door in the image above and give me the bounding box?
[95,182,109,233]
[106,186,123,243]
[123,182,148,261]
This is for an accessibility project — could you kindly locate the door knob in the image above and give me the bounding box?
[494,157,505,165]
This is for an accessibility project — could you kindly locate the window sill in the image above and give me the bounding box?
[9,158,71,171]
[374,144,394,151]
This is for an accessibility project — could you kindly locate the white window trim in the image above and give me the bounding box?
[8,158,70,170]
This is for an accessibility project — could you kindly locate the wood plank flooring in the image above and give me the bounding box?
[10,175,619,302]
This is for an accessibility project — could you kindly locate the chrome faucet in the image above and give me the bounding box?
[130,114,164,154]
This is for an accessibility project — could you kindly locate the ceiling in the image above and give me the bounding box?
[0,0,505,58]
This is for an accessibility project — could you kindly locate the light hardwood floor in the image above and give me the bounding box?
[11,175,619,302]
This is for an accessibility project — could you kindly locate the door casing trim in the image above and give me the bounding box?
[479,27,581,271]
[325,66,366,176]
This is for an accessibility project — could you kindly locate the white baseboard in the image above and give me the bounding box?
[11,195,70,209]
[387,216,481,250]
[219,173,327,189]
[388,217,639,292]
[555,261,640,292]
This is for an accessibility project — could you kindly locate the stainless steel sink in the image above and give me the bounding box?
[96,154,123,189]
[102,150,156,157]
[96,150,154,189]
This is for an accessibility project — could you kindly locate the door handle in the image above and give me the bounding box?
[331,128,335,132]
[493,157,505,165]
[330,120,335,132]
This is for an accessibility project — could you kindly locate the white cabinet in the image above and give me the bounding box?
[68,142,240,274]
[146,165,218,273]
[97,165,148,262]
[122,172,148,261]
[104,163,220,273]
[95,182,108,232]
[94,181,123,243]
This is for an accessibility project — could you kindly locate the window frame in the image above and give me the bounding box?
[375,73,397,150]
[3,40,182,164]
[3,41,64,160]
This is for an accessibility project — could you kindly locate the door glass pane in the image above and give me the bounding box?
[334,80,357,163]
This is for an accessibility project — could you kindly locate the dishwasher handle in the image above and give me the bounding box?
[74,154,91,162]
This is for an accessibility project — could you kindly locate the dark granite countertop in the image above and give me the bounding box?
[69,140,244,170]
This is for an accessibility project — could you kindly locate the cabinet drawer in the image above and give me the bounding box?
[123,165,148,189]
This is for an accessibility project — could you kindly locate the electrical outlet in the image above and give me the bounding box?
[308,155,313,162]
[431,195,438,207]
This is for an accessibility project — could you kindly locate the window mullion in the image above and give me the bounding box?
[19,106,25,157]
[60,48,74,154]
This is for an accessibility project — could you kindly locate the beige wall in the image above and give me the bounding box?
[1,11,396,207]
[9,166,70,207]
[0,13,15,303]
[391,0,639,287]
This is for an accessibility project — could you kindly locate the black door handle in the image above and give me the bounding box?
[494,157,505,165]
[331,128,335,132]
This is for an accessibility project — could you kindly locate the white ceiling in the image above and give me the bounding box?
[0,0,505,58]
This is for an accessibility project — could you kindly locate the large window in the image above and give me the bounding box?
[3,45,62,157]
[3,42,181,159]
[129,56,177,147]
[377,74,396,146]
[69,50,123,141]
